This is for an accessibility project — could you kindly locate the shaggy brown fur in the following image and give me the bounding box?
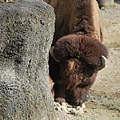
[45,0,103,45]
[54,35,107,65]
[45,0,108,105]
[52,35,108,105]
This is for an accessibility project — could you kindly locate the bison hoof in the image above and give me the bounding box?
[55,97,66,105]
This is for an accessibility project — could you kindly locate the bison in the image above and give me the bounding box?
[46,0,108,106]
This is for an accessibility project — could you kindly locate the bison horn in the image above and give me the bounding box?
[97,55,107,71]
[50,46,59,62]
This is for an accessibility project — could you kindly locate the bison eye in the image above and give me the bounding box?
[82,65,94,77]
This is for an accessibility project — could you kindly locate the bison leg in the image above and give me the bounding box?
[49,75,55,98]
[53,81,66,104]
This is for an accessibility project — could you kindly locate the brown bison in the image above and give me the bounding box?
[46,0,108,106]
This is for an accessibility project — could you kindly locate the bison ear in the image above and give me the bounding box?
[50,46,59,62]
[96,55,107,71]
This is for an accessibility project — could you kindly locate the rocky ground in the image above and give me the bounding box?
[56,1,120,120]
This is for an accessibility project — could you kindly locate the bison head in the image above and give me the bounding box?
[50,34,108,105]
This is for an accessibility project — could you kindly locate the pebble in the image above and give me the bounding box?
[54,101,85,115]
[61,102,68,108]
[81,103,86,109]
[61,106,69,113]
[55,106,62,111]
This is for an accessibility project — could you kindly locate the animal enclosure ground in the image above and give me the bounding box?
[57,2,120,120]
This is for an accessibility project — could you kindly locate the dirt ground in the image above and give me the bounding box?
[57,1,120,120]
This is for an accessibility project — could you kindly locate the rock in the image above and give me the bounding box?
[61,102,68,108]
[54,101,85,116]
[68,108,77,115]
[75,108,84,115]
[96,0,114,7]
[61,106,68,113]
[81,103,86,109]
[55,106,62,112]
[54,102,61,108]
[0,0,56,120]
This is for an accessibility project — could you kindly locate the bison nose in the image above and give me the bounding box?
[66,98,83,106]
[75,99,83,106]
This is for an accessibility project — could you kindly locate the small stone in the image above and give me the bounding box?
[55,106,62,111]
[66,103,72,108]
[81,103,86,109]
[76,106,81,110]
[61,102,67,108]
[61,106,68,113]
[69,108,77,114]
[77,108,84,115]
[67,108,73,112]
[54,102,61,108]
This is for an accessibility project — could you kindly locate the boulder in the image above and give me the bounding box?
[0,0,56,120]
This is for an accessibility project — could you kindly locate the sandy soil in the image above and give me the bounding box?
[57,2,120,120]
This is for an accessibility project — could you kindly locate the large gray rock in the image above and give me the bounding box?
[0,0,56,120]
